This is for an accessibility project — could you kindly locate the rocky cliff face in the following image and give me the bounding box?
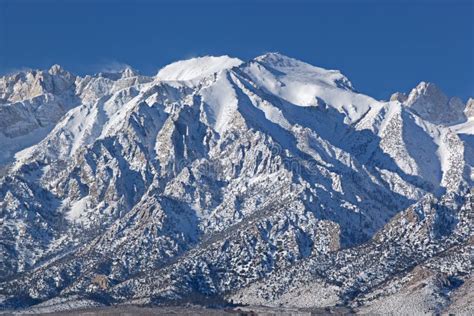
[0,53,472,313]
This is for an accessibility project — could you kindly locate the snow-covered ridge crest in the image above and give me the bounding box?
[238,52,375,123]
[253,52,355,91]
[156,55,243,81]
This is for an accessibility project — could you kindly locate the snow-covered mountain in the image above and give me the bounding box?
[0,53,472,314]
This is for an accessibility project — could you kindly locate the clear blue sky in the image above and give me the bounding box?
[0,0,472,100]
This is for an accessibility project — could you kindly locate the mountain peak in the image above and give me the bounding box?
[156,55,243,81]
[390,81,449,104]
[121,66,139,78]
[48,64,67,76]
[249,52,355,93]
[403,81,465,123]
[253,52,308,69]
[409,81,447,100]
[254,51,292,61]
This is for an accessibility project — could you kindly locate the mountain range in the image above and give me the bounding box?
[0,53,473,314]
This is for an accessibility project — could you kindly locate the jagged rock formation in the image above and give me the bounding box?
[0,53,472,313]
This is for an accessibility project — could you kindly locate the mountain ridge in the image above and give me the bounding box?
[0,53,473,314]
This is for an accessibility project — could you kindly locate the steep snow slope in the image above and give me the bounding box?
[0,53,472,313]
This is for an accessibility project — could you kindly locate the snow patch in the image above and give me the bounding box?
[67,197,89,221]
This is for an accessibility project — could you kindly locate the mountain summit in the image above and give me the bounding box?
[156,55,243,81]
[0,54,473,314]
